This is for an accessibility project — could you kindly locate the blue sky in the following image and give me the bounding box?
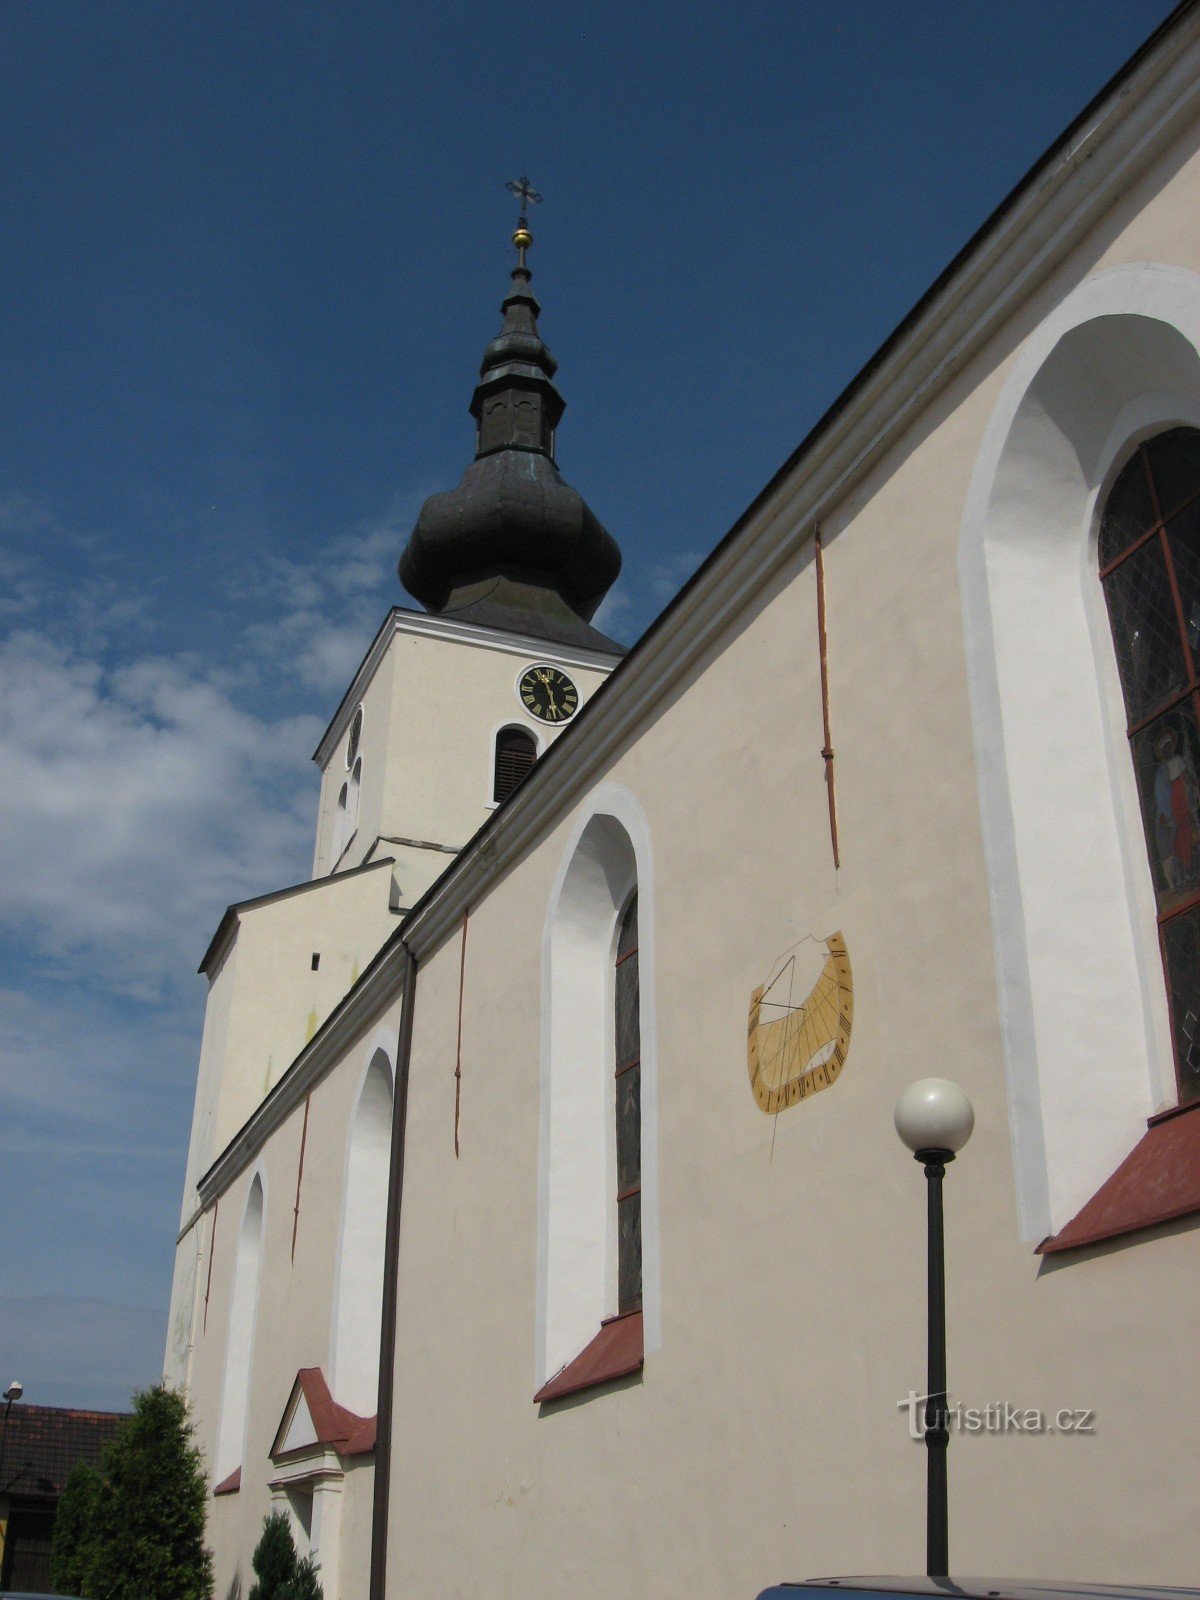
[0,0,1177,1412]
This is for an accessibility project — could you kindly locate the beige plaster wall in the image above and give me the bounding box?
[208,862,399,1161]
[315,619,615,901]
[379,122,1200,1597]
[186,997,402,1600]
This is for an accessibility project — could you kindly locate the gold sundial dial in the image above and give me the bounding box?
[747,932,853,1114]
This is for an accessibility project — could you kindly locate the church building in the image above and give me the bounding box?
[167,8,1200,1597]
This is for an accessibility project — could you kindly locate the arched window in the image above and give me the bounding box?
[330,1050,393,1415]
[536,788,659,1400]
[614,893,641,1313]
[1100,426,1200,1107]
[493,726,537,804]
[216,1173,264,1479]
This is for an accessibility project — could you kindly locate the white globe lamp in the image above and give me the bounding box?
[894,1077,975,1157]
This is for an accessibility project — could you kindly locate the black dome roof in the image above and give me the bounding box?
[399,248,622,651]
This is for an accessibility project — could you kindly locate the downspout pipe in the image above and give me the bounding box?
[370,941,418,1600]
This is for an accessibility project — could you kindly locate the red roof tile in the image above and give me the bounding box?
[1,1404,128,1498]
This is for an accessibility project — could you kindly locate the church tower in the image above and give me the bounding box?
[170,197,626,1279]
[309,193,625,907]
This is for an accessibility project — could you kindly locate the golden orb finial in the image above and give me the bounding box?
[513,224,533,251]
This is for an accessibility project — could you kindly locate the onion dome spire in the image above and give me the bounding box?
[399,182,623,653]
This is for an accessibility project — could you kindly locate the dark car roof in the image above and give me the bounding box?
[757,1581,1200,1600]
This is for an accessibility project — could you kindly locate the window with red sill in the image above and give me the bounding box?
[1040,431,1200,1256]
[535,891,643,1403]
[1100,427,1200,1108]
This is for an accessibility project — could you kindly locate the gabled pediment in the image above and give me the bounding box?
[270,1368,376,1463]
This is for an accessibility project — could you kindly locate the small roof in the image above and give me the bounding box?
[0,1403,128,1499]
[269,1367,375,1463]
[198,855,395,976]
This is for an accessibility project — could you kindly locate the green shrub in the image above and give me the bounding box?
[248,1510,322,1600]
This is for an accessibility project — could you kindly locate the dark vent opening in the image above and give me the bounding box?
[493,727,538,804]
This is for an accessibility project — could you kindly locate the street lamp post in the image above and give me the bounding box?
[0,1381,24,1581]
[894,1080,974,1580]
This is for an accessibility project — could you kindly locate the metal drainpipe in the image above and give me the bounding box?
[369,942,418,1600]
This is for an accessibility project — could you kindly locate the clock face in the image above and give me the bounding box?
[747,932,853,1114]
[518,665,579,724]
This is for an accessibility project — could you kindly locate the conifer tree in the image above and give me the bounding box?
[49,1459,102,1596]
[247,1511,323,1600]
[284,1550,323,1600]
[85,1385,213,1600]
[248,1511,298,1600]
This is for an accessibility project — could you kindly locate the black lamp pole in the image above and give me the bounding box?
[0,1393,13,1494]
[0,1389,17,1581]
[918,1147,953,1579]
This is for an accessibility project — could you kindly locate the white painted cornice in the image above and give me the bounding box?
[311,606,624,769]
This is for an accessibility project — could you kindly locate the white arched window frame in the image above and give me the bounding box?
[329,1042,394,1417]
[536,783,660,1388]
[215,1171,266,1480]
[960,263,1200,1242]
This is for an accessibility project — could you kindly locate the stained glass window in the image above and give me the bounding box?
[614,892,642,1313]
[1100,426,1200,1104]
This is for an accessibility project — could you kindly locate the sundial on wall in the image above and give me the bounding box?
[747,932,854,1114]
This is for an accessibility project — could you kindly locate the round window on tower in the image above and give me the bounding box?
[346,707,363,768]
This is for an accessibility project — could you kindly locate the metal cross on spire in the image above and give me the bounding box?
[505,175,543,219]
[505,176,542,269]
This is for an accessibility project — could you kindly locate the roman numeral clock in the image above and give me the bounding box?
[519,664,579,724]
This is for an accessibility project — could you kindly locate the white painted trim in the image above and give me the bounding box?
[535,782,660,1388]
[483,719,548,811]
[959,262,1200,1242]
[327,1032,395,1412]
[313,607,621,768]
[214,1167,267,1480]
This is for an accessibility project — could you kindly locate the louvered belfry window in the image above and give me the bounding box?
[493,726,537,804]
[614,892,642,1313]
[1100,426,1200,1105]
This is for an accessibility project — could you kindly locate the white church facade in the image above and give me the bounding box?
[167,10,1200,1597]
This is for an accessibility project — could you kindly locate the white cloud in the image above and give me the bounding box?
[591,581,634,641]
[593,549,704,645]
[0,629,320,1002]
[0,483,431,1407]
[238,509,420,693]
